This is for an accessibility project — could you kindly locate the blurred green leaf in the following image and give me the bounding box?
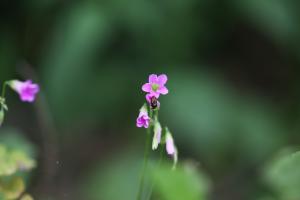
[151,161,211,200]
[0,128,36,176]
[0,176,25,200]
[0,145,17,176]
[0,128,36,158]
[20,194,34,200]
[263,149,300,199]
[0,144,36,177]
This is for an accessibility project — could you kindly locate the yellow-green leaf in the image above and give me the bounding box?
[0,176,25,199]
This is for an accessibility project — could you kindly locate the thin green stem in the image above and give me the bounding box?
[1,81,8,99]
[154,109,159,121]
[158,143,164,166]
[146,144,164,200]
[0,81,9,110]
[137,110,153,200]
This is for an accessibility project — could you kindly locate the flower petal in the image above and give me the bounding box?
[158,74,168,85]
[150,91,160,98]
[157,86,168,95]
[149,74,158,83]
[142,83,152,92]
[145,94,152,103]
[136,121,143,127]
[144,120,149,128]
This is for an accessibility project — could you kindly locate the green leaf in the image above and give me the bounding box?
[0,176,25,199]
[0,129,36,176]
[0,128,36,158]
[20,193,34,200]
[263,149,300,199]
[0,145,18,176]
[151,162,211,200]
[0,144,36,177]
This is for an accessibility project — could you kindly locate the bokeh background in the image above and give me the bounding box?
[1,0,300,199]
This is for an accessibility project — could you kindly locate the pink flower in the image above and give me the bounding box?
[10,80,39,102]
[136,105,151,128]
[142,74,168,98]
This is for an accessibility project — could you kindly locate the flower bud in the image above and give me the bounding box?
[165,128,178,169]
[152,121,162,150]
[136,104,151,128]
[0,109,5,127]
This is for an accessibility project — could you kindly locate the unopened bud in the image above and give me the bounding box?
[0,109,5,127]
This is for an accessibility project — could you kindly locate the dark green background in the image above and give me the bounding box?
[1,0,300,199]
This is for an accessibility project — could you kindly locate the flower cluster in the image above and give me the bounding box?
[0,79,39,126]
[136,74,178,167]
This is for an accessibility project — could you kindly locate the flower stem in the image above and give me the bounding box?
[146,144,164,200]
[1,81,8,99]
[137,110,153,200]
[0,81,9,110]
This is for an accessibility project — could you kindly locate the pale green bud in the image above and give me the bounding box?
[0,109,4,127]
[152,121,162,150]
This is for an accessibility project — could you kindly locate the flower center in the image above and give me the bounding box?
[152,84,159,91]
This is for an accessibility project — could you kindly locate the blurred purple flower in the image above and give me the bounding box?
[142,74,168,98]
[136,105,150,128]
[10,80,39,102]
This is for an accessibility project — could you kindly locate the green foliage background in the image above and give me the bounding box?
[1,0,300,199]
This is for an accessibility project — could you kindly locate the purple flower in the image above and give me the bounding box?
[136,105,151,128]
[10,80,39,102]
[152,121,162,150]
[142,74,168,98]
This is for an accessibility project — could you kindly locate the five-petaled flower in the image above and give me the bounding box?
[136,105,151,128]
[9,80,39,102]
[142,74,168,98]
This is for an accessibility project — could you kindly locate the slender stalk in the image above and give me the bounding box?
[1,81,8,99]
[158,143,164,166]
[146,143,164,200]
[0,81,9,110]
[137,110,153,200]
